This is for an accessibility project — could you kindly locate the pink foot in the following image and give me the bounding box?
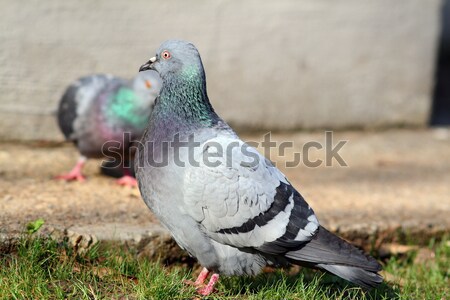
[183,268,219,296]
[55,171,86,182]
[55,158,86,182]
[197,273,219,296]
[183,267,210,286]
[195,267,210,285]
[116,175,138,187]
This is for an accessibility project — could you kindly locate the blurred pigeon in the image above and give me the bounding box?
[136,40,382,295]
[56,71,161,186]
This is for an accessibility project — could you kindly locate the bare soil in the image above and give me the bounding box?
[1,128,449,249]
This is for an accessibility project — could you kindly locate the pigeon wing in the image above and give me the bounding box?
[184,134,319,253]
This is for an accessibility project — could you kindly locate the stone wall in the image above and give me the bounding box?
[0,0,442,140]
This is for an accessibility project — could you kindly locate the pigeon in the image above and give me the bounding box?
[136,40,382,295]
[56,71,162,186]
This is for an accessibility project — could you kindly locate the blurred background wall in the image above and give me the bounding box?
[0,0,444,141]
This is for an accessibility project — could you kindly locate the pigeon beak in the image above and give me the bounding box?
[139,57,157,72]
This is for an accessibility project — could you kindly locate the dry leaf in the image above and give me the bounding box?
[379,243,418,257]
[92,266,115,278]
[380,270,404,287]
[72,264,81,273]
[413,248,435,265]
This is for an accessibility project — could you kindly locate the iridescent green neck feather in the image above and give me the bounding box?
[154,63,217,129]
[108,87,149,129]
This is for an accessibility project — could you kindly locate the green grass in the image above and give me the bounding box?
[0,236,448,299]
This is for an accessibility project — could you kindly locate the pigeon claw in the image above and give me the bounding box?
[184,268,219,295]
[55,157,86,182]
[116,175,138,187]
[182,279,197,286]
[194,267,210,285]
[196,273,219,296]
[55,172,86,182]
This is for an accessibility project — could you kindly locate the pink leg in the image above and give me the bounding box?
[194,267,210,285]
[116,168,137,187]
[197,273,220,296]
[55,156,86,182]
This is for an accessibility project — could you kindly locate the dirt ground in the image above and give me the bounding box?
[1,128,449,249]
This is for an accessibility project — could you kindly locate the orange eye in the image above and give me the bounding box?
[161,50,171,60]
[145,80,152,88]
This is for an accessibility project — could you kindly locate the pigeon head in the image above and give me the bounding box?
[102,71,161,130]
[139,40,217,127]
[132,70,162,105]
[139,40,205,82]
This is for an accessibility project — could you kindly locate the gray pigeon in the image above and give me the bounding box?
[56,71,162,186]
[136,40,382,295]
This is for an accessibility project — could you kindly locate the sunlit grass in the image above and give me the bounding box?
[0,236,448,299]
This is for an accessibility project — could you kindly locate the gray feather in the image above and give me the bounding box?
[285,226,382,288]
[136,39,383,290]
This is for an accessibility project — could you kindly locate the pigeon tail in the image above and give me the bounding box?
[285,226,382,289]
[318,263,383,289]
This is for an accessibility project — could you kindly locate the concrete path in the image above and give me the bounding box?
[1,129,449,258]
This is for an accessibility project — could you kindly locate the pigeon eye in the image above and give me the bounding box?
[161,50,171,60]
